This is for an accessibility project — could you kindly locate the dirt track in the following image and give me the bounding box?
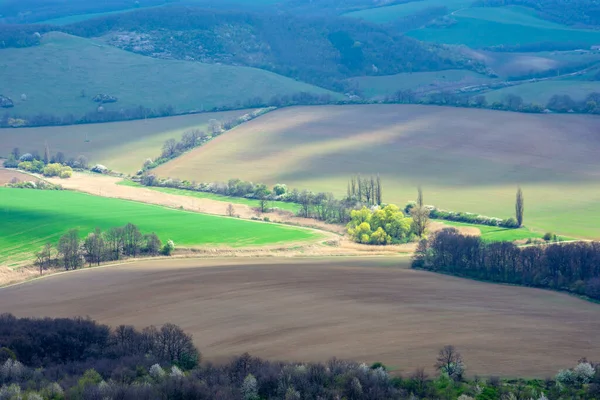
[2,257,598,377]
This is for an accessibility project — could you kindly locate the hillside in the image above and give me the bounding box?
[57,6,479,92]
[407,6,600,48]
[0,32,337,122]
[153,104,600,239]
[0,109,253,173]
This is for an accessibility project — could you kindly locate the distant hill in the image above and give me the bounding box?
[0,32,338,123]
[56,6,480,92]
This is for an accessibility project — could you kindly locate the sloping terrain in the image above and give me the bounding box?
[0,32,336,120]
[0,187,321,266]
[407,6,600,48]
[0,109,253,173]
[154,104,600,238]
[1,257,599,376]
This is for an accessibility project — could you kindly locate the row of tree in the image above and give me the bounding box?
[413,228,600,299]
[1,314,598,399]
[347,175,383,206]
[35,224,173,274]
[4,146,88,171]
[387,89,600,115]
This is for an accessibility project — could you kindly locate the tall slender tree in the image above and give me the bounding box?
[516,187,524,227]
[417,186,424,208]
[376,174,382,205]
[44,141,50,164]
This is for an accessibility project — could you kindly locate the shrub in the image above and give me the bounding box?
[543,232,557,241]
[19,153,33,162]
[149,364,165,381]
[42,163,63,177]
[502,218,520,228]
[59,166,73,178]
[91,164,108,174]
[573,362,595,384]
[161,240,175,256]
[273,183,287,196]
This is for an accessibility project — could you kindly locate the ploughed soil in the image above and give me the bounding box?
[1,257,598,377]
[0,168,34,185]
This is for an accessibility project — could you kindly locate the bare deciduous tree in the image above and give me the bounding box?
[35,243,53,275]
[435,345,465,380]
[83,227,105,266]
[227,203,236,217]
[57,229,82,270]
[162,138,178,158]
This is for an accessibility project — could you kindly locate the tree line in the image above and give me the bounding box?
[413,228,600,300]
[35,224,174,274]
[1,314,599,399]
[4,146,87,176]
[387,89,600,115]
[141,109,272,174]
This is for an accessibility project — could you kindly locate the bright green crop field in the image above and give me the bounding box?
[117,180,301,213]
[0,188,321,267]
[439,221,575,242]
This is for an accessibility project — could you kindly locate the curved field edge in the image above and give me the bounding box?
[152,104,600,240]
[0,187,323,267]
[1,257,598,377]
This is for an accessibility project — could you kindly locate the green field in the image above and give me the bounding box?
[348,70,495,98]
[441,221,551,242]
[407,7,600,48]
[0,32,337,119]
[485,80,600,104]
[0,110,253,174]
[117,180,301,213]
[0,188,320,266]
[344,0,471,23]
[154,104,600,239]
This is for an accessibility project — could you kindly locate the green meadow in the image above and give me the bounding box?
[407,7,600,48]
[0,188,321,267]
[0,32,337,119]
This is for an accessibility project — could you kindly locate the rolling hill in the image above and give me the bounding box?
[406,6,600,48]
[0,109,253,173]
[0,32,338,120]
[153,104,600,239]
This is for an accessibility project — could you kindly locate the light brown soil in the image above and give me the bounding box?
[2,257,598,377]
[46,173,479,239]
[0,168,35,185]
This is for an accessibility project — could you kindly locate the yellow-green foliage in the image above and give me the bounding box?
[347,204,412,245]
[39,163,73,178]
[18,160,44,173]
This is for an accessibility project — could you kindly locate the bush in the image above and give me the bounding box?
[543,232,557,241]
[502,217,520,228]
[42,163,63,177]
[273,183,287,196]
[91,164,108,174]
[59,166,73,178]
[161,240,175,256]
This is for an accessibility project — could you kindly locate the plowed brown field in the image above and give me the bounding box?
[2,257,598,377]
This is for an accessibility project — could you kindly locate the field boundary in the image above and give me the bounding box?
[412,266,600,304]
